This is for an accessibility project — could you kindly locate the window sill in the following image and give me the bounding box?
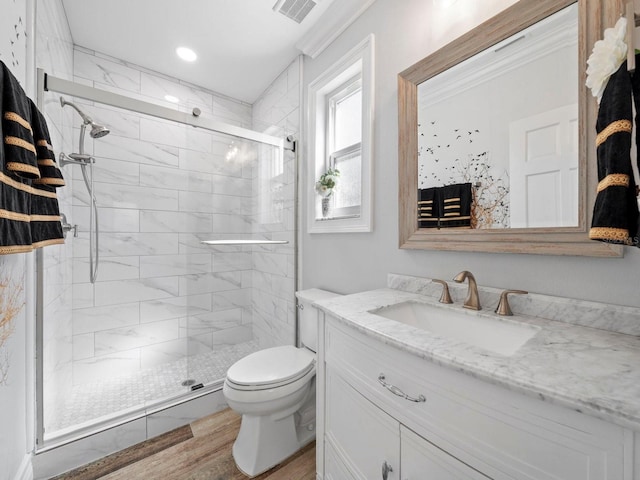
[315,213,360,222]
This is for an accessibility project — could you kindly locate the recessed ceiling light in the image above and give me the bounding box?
[176,47,197,62]
[164,95,180,103]
[433,0,459,7]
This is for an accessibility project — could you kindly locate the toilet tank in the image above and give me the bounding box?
[296,289,341,352]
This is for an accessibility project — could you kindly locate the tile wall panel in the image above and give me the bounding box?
[72,181,180,211]
[95,134,180,167]
[139,254,212,278]
[140,73,214,114]
[73,206,140,233]
[73,256,140,283]
[139,117,212,152]
[72,157,141,185]
[73,232,180,258]
[74,49,142,92]
[139,164,213,193]
[139,294,212,323]
[73,302,140,334]
[93,277,180,306]
[94,319,180,356]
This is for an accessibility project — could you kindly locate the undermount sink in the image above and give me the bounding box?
[370,301,539,356]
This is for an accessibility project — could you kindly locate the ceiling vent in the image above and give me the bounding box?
[273,0,317,24]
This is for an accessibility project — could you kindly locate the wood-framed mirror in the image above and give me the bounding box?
[398,0,624,256]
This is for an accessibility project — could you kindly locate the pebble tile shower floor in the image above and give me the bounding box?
[49,340,259,433]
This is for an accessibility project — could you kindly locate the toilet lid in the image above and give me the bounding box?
[226,345,315,387]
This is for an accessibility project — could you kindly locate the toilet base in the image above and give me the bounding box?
[232,411,315,477]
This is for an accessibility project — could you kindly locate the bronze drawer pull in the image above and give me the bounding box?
[378,373,426,403]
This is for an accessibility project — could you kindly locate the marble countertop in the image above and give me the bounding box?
[314,287,640,431]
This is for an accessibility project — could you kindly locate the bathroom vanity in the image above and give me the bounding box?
[313,275,640,480]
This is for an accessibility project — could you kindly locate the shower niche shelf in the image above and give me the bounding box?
[200,240,289,245]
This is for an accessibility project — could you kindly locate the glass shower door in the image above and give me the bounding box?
[38,91,281,441]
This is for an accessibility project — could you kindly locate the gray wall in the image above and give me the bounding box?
[301,0,640,308]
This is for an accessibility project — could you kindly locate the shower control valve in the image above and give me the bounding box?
[60,213,78,238]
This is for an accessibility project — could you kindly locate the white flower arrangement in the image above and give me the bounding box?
[586,16,628,104]
[315,167,340,197]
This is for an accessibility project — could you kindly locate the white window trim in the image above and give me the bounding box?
[307,34,374,233]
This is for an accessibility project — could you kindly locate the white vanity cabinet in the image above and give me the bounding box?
[318,314,631,480]
[324,364,489,479]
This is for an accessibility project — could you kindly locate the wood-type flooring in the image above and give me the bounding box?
[51,408,316,480]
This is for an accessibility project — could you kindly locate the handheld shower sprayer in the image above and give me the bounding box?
[59,96,110,284]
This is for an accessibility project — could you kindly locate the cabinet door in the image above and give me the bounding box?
[325,367,400,480]
[325,441,357,480]
[401,426,491,480]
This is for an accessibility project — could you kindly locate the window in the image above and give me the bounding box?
[307,35,374,233]
[327,76,362,217]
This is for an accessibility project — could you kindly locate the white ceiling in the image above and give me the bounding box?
[61,0,344,104]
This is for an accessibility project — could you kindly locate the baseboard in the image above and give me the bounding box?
[13,453,33,480]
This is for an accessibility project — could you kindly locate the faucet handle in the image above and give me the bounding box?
[495,289,528,316]
[431,279,453,304]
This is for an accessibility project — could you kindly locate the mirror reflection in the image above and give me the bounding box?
[417,3,578,230]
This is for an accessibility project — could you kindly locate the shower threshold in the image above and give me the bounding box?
[39,340,259,451]
[38,381,221,453]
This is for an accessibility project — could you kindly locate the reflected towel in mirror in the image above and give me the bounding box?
[418,182,472,229]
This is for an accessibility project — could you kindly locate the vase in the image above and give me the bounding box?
[322,196,331,218]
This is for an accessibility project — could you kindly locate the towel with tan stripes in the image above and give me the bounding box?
[589,54,640,246]
[1,60,64,255]
[418,182,472,229]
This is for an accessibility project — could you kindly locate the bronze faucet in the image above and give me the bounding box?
[453,270,481,310]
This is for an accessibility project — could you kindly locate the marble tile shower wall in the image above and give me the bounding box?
[36,0,75,429]
[250,57,300,349]
[69,47,256,386]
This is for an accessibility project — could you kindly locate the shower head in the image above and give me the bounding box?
[89,123,110,138]
[59,96,110,138]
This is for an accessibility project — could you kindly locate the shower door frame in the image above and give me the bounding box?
[35,68,292,450]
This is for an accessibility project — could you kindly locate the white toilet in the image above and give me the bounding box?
[223,288,340,477]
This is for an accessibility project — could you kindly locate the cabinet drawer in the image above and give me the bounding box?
[325,318,627,480]
[325,367,400,480]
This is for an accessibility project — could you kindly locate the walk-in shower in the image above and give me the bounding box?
[35,70,296,455]
[59,97,110,284]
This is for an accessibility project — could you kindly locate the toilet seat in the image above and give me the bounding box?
[226,345,315,391]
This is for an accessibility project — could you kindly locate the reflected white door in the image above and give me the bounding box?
[509,104,578,228]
